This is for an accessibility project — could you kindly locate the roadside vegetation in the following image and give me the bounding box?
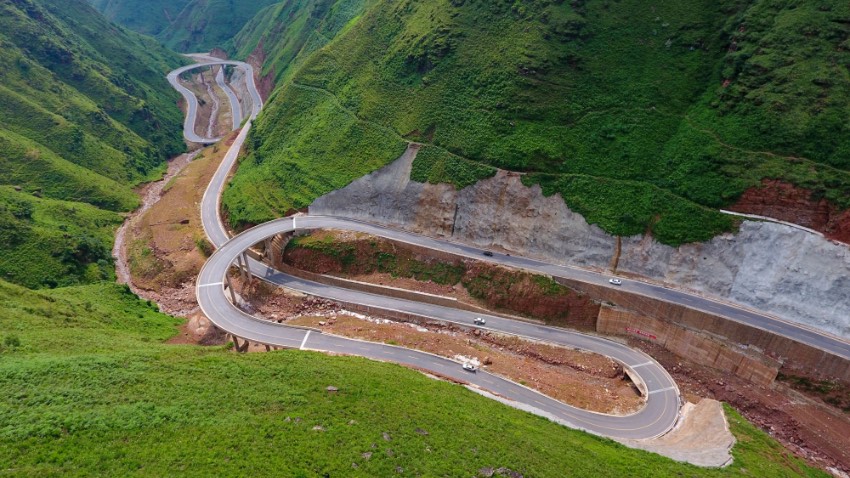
[284,230,600,327]
[0,0,185,290]
[224,0,850,246]
[0,278,829,477]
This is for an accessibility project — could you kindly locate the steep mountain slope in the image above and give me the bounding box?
[224,0,850,246]
[89,0,279,52]
[86,0,192,37]
[226,0,373,87]
[158,0,280,52]
[0,0,185,287]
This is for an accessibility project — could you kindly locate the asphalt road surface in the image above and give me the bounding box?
[196,216,681,439]
[215,66,242,130]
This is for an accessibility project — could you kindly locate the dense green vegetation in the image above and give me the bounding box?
[0,0,185,289]
[227,0,373,85]
[410,146,497,190]
[0,278,829,477]
[226,0,850,246]
[222,84,407,227]
[87,0,192,37]
[0,187,121,289]
[88,0,279,52]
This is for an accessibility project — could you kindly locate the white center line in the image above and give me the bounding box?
[198,282,223,288]
[299,331,311,350]
[630,361,654,369]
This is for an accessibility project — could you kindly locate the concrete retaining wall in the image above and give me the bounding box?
[556,277,850,382]
[597,306,780,386]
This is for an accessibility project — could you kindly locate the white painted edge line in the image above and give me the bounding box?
[198,282,223,288]
[299,330,311,350]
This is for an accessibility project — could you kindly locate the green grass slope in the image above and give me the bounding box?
[0,0,185,185]
[157,0,280,52]
[225,0,850,246]
[0,0,186,289]
[0,278,828,477]
[87,0,279,52]
[226,0,374,86]
[87,0,193,37]
[0,187,121,289]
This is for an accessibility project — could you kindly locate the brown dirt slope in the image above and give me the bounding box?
[730,179,850,243]
[283,230,599,328]
[283,311,643,415]
[126,133,236,315]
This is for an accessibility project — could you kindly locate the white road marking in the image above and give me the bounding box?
[198,282,223,288]
[630,361,654,369]
[648,386,676,395]
[299,331,311,350]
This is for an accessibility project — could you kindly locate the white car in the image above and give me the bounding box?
[473,317,486,325]
[609,278,622,286]
[462,363,477,372]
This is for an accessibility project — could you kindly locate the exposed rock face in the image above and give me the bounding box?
[731,179,850,244]
[310,147,850,338]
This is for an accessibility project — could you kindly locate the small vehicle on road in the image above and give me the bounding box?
[462,363,477,372]
[483,251,494,257]
[474,317,486,325]
[609,278,622,286]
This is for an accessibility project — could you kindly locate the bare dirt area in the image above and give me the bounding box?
[119,132,238,317]
[240,283,643,415]
[622,399,735,467]
[629,338,850,474]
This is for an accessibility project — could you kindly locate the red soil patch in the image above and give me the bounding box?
[730,179,850,243]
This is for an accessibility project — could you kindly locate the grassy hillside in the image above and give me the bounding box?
[0,187,121,289]
[87,0,192,37]
[88,0,278,52]
[0,0,186,288]
[0,278,828,477]
[227,0,374,85]
[158,0,280,52]
[224,0,850,246]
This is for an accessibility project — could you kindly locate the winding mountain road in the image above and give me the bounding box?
[173,56,848,441]
[175,59,681,440]
[167,58,261,144]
